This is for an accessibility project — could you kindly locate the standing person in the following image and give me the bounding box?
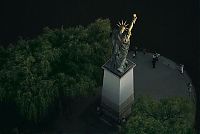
[180,64,184,74]
[152,54,156,68]
[154,51,160,61]
[156,53,160,61]
[133,53,136,58]
[134,46,138,56]
[132,46,138,58]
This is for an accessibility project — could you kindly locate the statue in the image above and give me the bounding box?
[110,14,137,73]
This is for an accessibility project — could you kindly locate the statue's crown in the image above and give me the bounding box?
[117,20,128,30]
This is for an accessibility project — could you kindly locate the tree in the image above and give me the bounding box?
[0,38,60,123]
[0,19,112,126]
[121,97,195,134]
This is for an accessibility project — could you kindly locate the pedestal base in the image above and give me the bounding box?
[101,94,133,122]
[100,59,136,123]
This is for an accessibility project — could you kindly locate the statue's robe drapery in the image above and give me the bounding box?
[111,28,130,72]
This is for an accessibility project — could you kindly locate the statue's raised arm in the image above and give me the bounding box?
[127,14,137,40]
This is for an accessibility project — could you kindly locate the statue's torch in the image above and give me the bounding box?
[127,14,137,40]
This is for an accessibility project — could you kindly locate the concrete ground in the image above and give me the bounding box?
[128,51,195,100]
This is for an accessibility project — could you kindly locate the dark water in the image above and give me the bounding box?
[0,0,199,84]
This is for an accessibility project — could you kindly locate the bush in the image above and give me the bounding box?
[121,96,195,134]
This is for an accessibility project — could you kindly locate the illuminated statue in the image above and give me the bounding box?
[111,14,137,73]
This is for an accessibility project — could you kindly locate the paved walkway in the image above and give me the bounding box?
[128,51,195,100]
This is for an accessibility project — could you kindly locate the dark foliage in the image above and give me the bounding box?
[0,19,112,132]
[120,97,195,134]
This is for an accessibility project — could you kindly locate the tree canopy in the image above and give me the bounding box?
[121,97,195,134]
[0,19,112,124]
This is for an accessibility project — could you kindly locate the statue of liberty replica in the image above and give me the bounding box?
[111,14,137,73]
[100,13,138,123]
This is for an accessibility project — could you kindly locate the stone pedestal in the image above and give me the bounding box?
[101,59,136,122]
